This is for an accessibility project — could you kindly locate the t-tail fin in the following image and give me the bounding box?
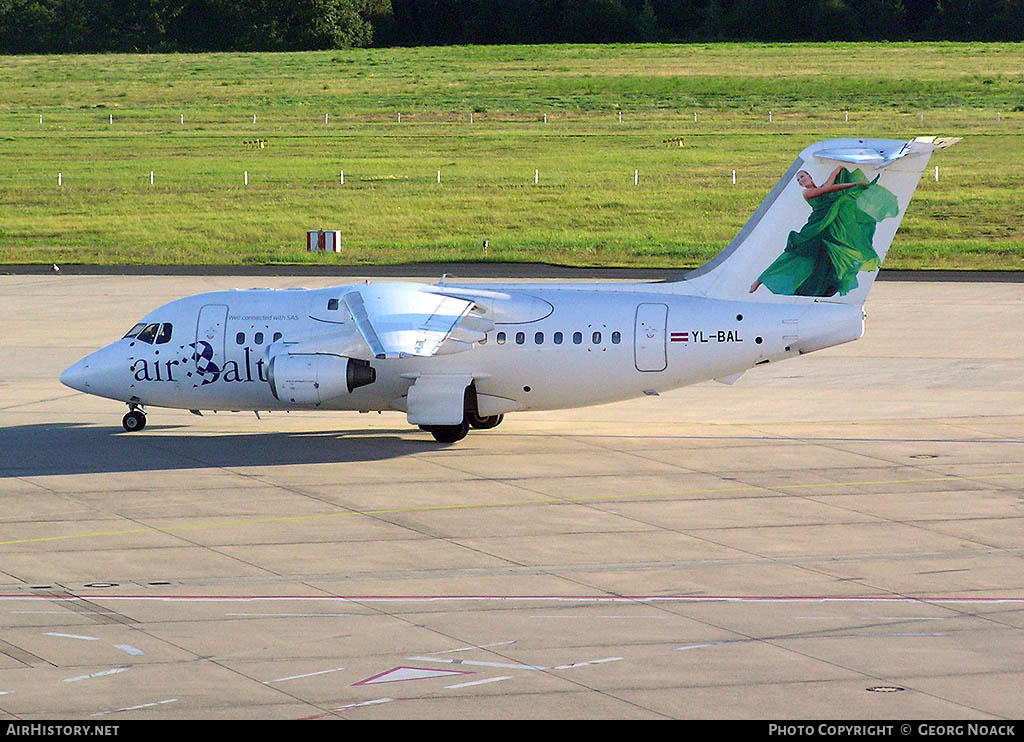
[673,136,959,306]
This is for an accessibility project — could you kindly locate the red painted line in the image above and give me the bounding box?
[1,594,1022,603]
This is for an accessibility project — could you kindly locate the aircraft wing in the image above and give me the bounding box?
[342,282,492,359]
[422,284,553,324]
[290,281,552,361]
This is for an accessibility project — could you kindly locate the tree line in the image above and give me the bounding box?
[1,0,1021,53]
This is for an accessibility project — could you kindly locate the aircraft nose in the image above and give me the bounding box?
[60,357,92,392]
[60,346,121,394]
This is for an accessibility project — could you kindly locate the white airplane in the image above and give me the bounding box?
[61,136,958,442]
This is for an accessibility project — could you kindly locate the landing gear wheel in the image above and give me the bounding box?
[468,413,504,430]
[426,420,469,443]
[122,410,147,432]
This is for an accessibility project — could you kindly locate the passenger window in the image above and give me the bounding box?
[611,331,621,344]
[155,323,173,344]
[327,298,339,310]
[496,332,506,345]
[273,332,282,342]
[593,332,602,344]
[553,332,563,345]
[515,332,525,345]
[123,323,146,339]
[236,332,245,345]
[136,323,159,344]
[535,332,544,344]
[254,332,264,344]
[573,331,582,345]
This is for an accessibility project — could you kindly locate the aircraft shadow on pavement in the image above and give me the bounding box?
[0,422,441,477]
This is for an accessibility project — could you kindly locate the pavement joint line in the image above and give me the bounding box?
[0,471,1021,548]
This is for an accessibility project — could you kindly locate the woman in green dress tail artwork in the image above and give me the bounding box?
[749,166,899,297]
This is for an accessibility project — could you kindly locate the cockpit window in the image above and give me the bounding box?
[123,323,147,339]
[136,323,160,344]
[155,323,173,344]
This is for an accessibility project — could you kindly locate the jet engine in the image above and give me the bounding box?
[267,353,375,405]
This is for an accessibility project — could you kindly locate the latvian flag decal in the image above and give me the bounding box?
[670,332,689,343]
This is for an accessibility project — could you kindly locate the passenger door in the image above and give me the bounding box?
[193,304,228,386]
[634,303,668,372]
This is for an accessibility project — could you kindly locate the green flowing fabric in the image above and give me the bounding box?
[757,168,898,297]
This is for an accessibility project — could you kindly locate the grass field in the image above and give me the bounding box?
[0,43,1022,269]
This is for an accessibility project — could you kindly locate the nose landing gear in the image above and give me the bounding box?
[122,405,147,432]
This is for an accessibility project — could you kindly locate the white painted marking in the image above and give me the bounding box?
[64,667,128,683]
[358,666,470,684]
[553,657,622,670]
[0,691,11,696]
[225,613,361,617]
[795,616,944,621]
[333,698,393,711]
[428,640,516,655]
[114,645,145,656]
[673,641,733,651]
[531,615,666,620]
[91,698,177,717]
[446,675,511,689]
[267,666,346,683]
[45,632,99,641]
[409,656,545,671]
[11,611,66,614]
[852,632,950,637]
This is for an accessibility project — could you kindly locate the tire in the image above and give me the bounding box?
[468,413,503,430]
[122,410,146,432]
[427,420,469,443]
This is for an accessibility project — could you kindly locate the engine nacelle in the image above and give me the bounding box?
[267,353,375,406]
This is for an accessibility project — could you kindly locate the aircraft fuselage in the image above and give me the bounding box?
[61,283,863,418]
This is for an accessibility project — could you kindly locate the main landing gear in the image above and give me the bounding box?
[468,413,503,430]
[421,419,471,443]
[122,404,146,432]
[418,386,505,443]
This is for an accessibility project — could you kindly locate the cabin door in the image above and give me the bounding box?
[634,303,668,372]
[192,304,229,386]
